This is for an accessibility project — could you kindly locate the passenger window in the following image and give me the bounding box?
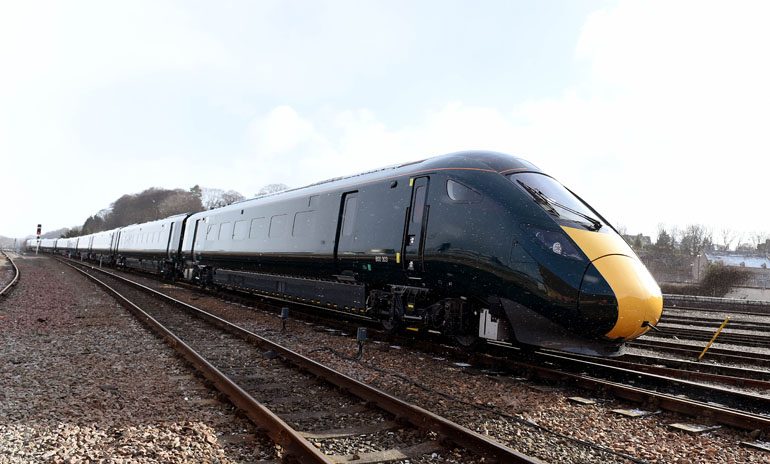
[249,217,267,239]
[341,195,358,238]
[293,211,315,237]
[269,215,288,238]
[233,220,249,240]
[412,186,425,223]
[447,179,481,203]
[219,222,233,241]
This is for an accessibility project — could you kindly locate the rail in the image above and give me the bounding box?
[0,251,20,297]
[664,293,770,308]
[61,258,542,464]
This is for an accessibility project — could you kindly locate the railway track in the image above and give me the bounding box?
[59,257,770,437]
[462,347,770,432]
[0,250,20,297]
[652,325,770,348]
[531,351,770,413]
[598,351,770,383]
[59,258,541,464]
[663,294,770,316]
[208,283,770,417]
[630,339,770,368]
[660,314,770,332]
[555,351,770,391]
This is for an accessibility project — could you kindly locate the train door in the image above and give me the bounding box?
[334,191,359,269]
[190,219,202,259]
[402,176,429,273]
[165,222,175,259]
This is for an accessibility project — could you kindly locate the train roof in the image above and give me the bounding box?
[57,152,543,237]
[302,151,541,189]
[201,151,541,217]
[119,213,189,231]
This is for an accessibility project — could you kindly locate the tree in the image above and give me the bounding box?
[158,190,206,217]
[201,188,246,209]
[189,184,202,200]
[256,183,289,197]
[654,225,674,252]
[81,215,105,234]
[93,187,204,231]
[719,227,738,251]
[61,227,82,238]
[679,224,712,256]
[748,231,769,250]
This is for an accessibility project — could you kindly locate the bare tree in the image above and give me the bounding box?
[221,190,245,206]
[719,227,737,251]
[158,190,205,217]
[748,231,769,249]
[202,188,245,209]
[256,183,289,197]
[96,188,203,230]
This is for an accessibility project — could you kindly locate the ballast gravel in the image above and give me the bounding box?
[0,252,15,290]
[0,255,276,463]
[4,256,768,463]
[129,274,768,463]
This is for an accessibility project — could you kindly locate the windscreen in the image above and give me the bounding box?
[510,172,604,230]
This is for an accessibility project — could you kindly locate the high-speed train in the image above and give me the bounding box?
[29,151,663,356]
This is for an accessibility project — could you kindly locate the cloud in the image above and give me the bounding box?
[247,106,321,156]
[0,1,232,95]
[240,0,770,239]
[3,1,769,241]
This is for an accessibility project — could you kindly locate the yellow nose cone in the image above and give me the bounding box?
[561,226,664,341]
[592,254,663,340]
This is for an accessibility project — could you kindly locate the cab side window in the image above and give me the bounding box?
[446,179,481,203]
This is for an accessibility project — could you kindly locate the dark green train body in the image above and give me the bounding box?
[31,151,663,356]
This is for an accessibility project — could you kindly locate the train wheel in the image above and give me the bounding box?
[381,316,400,334]
[454,333,479,349]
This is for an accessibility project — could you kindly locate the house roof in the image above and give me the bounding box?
[705,253,770,268]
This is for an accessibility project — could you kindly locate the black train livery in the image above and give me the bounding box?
[31,151,663,356]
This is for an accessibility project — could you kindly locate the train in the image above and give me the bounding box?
[28,151,663,356]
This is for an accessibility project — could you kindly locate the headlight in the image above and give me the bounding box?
[529,226,583,260]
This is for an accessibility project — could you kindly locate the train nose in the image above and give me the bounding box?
[587,254,663,340]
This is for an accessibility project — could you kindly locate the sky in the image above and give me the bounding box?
[2,0,769,244]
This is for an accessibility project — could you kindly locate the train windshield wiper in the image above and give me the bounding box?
[517,181,560,217]
[517,180,602,231]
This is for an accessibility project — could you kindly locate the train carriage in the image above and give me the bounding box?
[90,230,119,265]
[178,151,662,355]
[116,214,188,276]
[75,234,94,260]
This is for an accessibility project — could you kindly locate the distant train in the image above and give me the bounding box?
[29,151,663,355]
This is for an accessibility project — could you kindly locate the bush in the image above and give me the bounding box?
[698,263,750,297]
[662,263,750,297]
